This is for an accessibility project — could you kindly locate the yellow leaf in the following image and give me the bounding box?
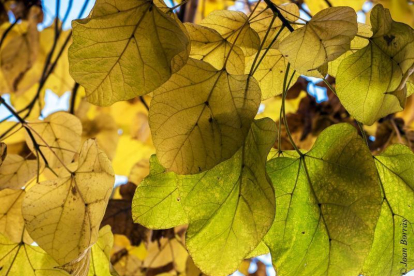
[26,112,82,168]
[250,3,299,49]
[328,23,372,77]
[64,225,115,276]
[185,23,245,75]
[69,0,190,106]
[0,189,27,243]
[0,232,69,275]
[144,237,187,271]
[82,113,119,160]
[0,7,41,95]
[39,27,74,96]
[22,139,115,265]
[246,49,297,99]
[129,158,150,185]
[112,135,154,176]
[0,154,37,190]
[305,0,365,14]
[9,84,45,120]
[150,58,260,174]
[279,7,358,76]
[200,10,260,56]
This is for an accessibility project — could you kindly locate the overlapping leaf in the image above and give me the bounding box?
[132,155,187,229]
[0,154,37,189]
[26,112,82,168]
[134,118,277,275]
[88,226,114,276]
[279,7,357,76]
[249,3,299,49]
[22,139,115,265]
[0,189,26,243]
[246,49,297,99]
[264,123,382,276]
[149,58,260,174]
[69,0,189,106]
[336,4,414,125]
[328,23,372,77]
[0,233,69,275]
[200,10,260,56]
[185,23,244,75]
[0,6,41,95]
[363,144,414,275]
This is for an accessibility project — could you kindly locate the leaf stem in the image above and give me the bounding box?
[322,78,336,95]
[252,25,285,75]
[70,83,80,114]
[249,13,277,76]
[140,96,149,111]
[281,64,302,156]
[263,0,294,32]
[356,121,369,147]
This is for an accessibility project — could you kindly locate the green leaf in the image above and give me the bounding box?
[69,0,190,106]
[279,7,357,76]
[0,233,69,275]
[88,225,114,276]
[246,242,270,259]
[200,10,260,56]
[184,23,245,75]
[363,144,414,275]
[336,4,414,125]
[132,155,188,229]
[22,139,115,265]
[149,58,261,174]
[264,123,382,276]
[133,118,277,276]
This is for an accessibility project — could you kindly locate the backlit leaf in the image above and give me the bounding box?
[132,155,188,229]
[249,3,299,49]
[305,0,365,14]
[264,123,382,276]
[279,7,357,76]
[363,144,414,275]
[0,154,37,190]
[0,7,41,94]
[185,23,245,75]
[89,225,114,276]
[246,49,297,99]
[134,118,277,275]
[0,233,69,275]
[22,139,115,265]
[336,4,414,125]
[69,0,190,106]
[200,10,260,56]
[26,112,82,168]
[0,189,26,243]
[149,58,260,174]
[328,23,372,78]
